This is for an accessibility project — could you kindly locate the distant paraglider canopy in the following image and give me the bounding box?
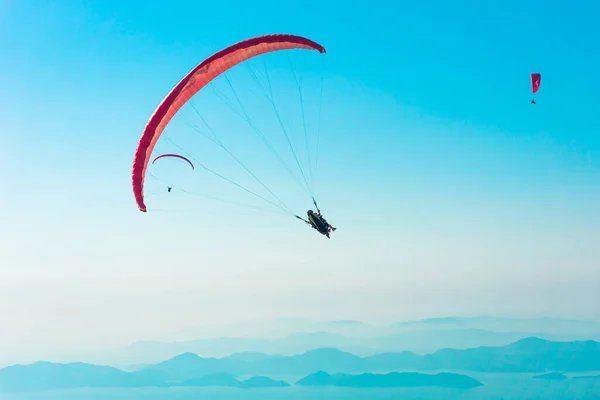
[131,34,329,225]
[152,154,195,170]
[531,73,541,104]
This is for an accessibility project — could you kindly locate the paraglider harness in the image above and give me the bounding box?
[296,200,336,238]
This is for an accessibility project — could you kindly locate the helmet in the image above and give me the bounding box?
[307,210,314,215]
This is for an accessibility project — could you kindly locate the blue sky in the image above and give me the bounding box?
[1,0,599,363]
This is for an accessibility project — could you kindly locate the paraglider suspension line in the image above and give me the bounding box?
[185,104,295,215]
[214,76,311,198]
[163,136,296,216]
[262,61,315,200]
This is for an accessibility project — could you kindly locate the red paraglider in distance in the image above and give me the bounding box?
[531,73,541,104]
[151,153,195,170]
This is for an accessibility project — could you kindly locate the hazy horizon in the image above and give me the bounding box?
[1,314,600,368]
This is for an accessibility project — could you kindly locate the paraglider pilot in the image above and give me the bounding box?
[304,208,336,239]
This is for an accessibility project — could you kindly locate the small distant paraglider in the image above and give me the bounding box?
[531,73,541,104]
[149,154,194,194]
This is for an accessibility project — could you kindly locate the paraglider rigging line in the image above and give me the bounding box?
[161,136,296,216]
[261,61,315,200]
[243,64,319,202]
[211,75,311,198]
[286,54,314,190]
[186,101,296,215]
[314,74,324,190]
[147,172,288,216]
[243,63,317,196]
[245,59,323,209]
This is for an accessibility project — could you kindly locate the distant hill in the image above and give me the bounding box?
[0,363,289,393]
[533,372,567,380]
[391,317,600,336]
[166,316,600,340]
[0,362,168,393]
[146,352,243,380]
[141,337,600,380]
[572,374,600,380]
[367,328,554,353]
[296,371,483,389]
[116,327,581,366]
[174,373,289,388]
[240,376,290,388]
[121,331,373,365]
[424,337,600,373]
[223,352,279,362]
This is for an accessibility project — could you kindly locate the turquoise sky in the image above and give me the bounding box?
[1,0,599,363]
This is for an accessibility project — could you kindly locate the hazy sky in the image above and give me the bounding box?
[1,0,599,362]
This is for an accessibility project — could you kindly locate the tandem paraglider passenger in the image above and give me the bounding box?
[305,209,336,239]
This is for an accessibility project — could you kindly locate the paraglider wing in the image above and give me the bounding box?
[132,34,326,212]
[151,153,195,170]
[531,73,541,93]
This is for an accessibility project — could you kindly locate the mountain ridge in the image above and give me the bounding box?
[139,337,600,378]
[297,371,483,388]
[117,327,597,366]
[2,337,599,393]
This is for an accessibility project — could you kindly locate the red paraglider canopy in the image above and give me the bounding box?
[132,34,326,212]
[531,73,541,93]
[151,153,194,170]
